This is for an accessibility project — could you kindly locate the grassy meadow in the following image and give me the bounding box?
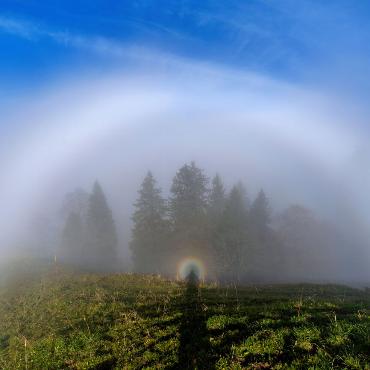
[0,263,369,369]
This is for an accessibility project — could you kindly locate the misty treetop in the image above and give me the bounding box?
[170,161,209,233]
[250,189,271,237]
[61,211,84,264]
[60,188,89,220]
[58,162,347,282]
[59,181,118,271]
[208,173,226,227]
[212,184,250,281]
[130,171,169,274]
[86,182,118,268]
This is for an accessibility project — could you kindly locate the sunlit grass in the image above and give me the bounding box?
[0,264,369,369]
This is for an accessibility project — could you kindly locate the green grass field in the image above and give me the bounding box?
[0,263,369,369]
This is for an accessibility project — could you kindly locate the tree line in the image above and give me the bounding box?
[59,162,339,281]
[130,162,275,281]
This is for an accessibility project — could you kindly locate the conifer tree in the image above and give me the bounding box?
[248,189,274,279]
[60,212,84,265]
[86,181,118,271]
[208,174,226,223]
[130,171,168,273]
[58,188,89,266]
[170,162,209,237]
[250,189,271,237]
[214,184,249,281]
[60,188,89,221]
[208,174,227,276]
[236,181,250,210]
[169,162,209,265]
[276,205,336,280]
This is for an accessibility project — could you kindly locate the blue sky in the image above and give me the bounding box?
[2,0,370,91]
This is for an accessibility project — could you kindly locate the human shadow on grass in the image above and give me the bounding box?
[171,270,215,370]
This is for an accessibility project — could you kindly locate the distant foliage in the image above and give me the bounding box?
[60,188,89,220]
[58,188,89,266]
[208,174,226,225]
[129,162,342,282]
[250,189,270,237]
[130,171,169,273]
[168,162,212,273]
[58,162,344,281]
[213,184,249,281]
[275,205,339,280]
[169,161,209,237]
[86,181,118,271]
[59,182,118,271]
[60,212,84,265]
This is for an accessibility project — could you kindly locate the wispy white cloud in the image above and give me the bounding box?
[0,16,40,40]
[0,15,136,58]
[0,14,193,61]
[0,15,298,88]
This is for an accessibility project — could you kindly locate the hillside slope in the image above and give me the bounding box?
[0,265,369,369]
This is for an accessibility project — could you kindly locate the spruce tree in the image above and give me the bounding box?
[60,212,84,265]
[60,188,89,221]
[170,162,208,236]
[214,184,249,281]
[250,189,271,237]
[130,171,168,273]
[276,205,336,281]
[86,181,118,271]
[208,174,227,277]
[249,189,273,279]
[58,188,89,266]
[169,162,209,265]
[208,174,226,223]
[236,181,250,210]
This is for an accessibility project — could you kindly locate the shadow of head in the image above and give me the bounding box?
[185,268,199,286]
